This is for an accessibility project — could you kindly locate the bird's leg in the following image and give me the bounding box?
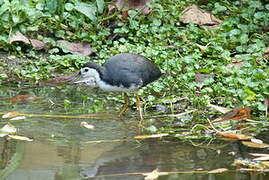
[136,95,144,123]
[118,93,129,117]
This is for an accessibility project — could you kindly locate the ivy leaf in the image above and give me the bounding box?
[96,0,104,14]
[74,2,96,21]
[46,0,58,14]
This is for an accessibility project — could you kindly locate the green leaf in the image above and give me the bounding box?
[74,2,96,21]
[145,125,158,133]
[96,0,104,14]
[244,88,256,101]
[0,3,8,16]
[46,0,58,14]
[65,3,74,11]
[12,15,20,24]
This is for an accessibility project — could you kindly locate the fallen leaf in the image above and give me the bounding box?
[213,107,251,122]
[208,104,231,113]
[227,58,244,68]
[181,5,222,25]
[261,161,269,168]
[57,40,92,56]
[2,112,22,118]
[134,133,169,139]
[10,116,26,121]
[9,32,30,44]
[8,135,33,141]
[233,159,264,169]
[80,121,95,129]
[249,153,269,161]
[216,132,253,140]
[0,124,17,134]
[242,141,269,148]
[208,168,228,174]
[195,73,214,83]
[143,169,168,180]
[30,39,47,50]
[226,62,244,68]
[9,94,40,103]
[251,138,263,144]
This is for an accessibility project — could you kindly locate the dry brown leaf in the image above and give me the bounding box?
[143,169,168,180]
[8,135,33,141]
[9,32,30,44]
[30,39,47,50]
[208,104,231,114]
[2,112,22,118]
[216,132,253,140]
[213,107,251,122]
[208,168,228,174]
[181,5,222,25]
[134,133,169,139]
[57,40,92,56]
[195,73,214,83]
[242,141,269,148]
[9,94,41,103]
[80,121,95,129]
[227,59,245,68]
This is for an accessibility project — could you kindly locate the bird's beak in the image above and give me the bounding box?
[72,71,97,88]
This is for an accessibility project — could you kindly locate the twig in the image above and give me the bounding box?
[151,109,197,118]
[207,118,220,133]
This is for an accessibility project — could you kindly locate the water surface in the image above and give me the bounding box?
[0,86,268,180]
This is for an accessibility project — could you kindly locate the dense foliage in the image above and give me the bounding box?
[0,0,268,120]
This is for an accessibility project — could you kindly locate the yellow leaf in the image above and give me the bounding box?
[242,141,269,148]
[134,133,169,139]
[8,135,33,141]
[143,169,168,180]
[208,168,228,174]
[261,161,269,168]
[2,112,22,118]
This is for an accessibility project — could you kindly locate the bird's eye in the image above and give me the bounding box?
[84,68,89,72]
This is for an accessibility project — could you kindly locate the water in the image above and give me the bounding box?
[0,86,268,180]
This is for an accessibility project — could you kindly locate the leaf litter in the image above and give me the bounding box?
[181,5,222,26]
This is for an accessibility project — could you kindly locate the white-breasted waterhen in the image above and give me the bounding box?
[74,53,161,120]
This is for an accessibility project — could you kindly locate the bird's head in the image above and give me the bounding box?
[73,62,102,88]
[80,62,100,78]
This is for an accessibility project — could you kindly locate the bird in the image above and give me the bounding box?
[74,53,161,121]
